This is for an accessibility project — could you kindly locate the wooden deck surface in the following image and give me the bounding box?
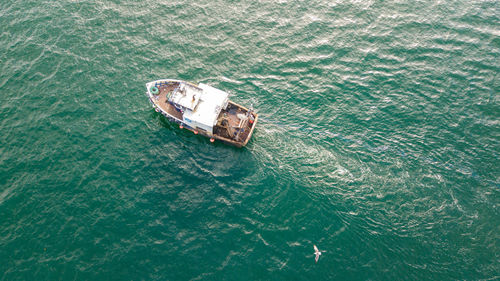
[153,84,183,120]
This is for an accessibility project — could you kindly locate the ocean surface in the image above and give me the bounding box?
[1,0,499,280]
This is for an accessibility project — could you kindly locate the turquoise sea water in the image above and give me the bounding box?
[1,0,499,280]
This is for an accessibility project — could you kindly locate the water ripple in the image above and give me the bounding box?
[1,0,499,279]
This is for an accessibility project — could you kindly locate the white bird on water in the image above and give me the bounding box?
[313,245,326,263]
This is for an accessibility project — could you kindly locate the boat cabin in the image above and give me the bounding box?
[168,82,229,134]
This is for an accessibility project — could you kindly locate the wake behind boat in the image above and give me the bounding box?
[146,79,258,147]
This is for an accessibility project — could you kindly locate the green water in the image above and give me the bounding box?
[1,0,499,280]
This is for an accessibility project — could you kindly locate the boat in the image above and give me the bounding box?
[145,79,258,147]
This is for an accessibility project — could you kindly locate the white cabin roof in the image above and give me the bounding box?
[182,83,229,131]
[169,83,202,111]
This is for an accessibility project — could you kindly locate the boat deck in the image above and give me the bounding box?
[153,82,183,120]
[214,102,253,142]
